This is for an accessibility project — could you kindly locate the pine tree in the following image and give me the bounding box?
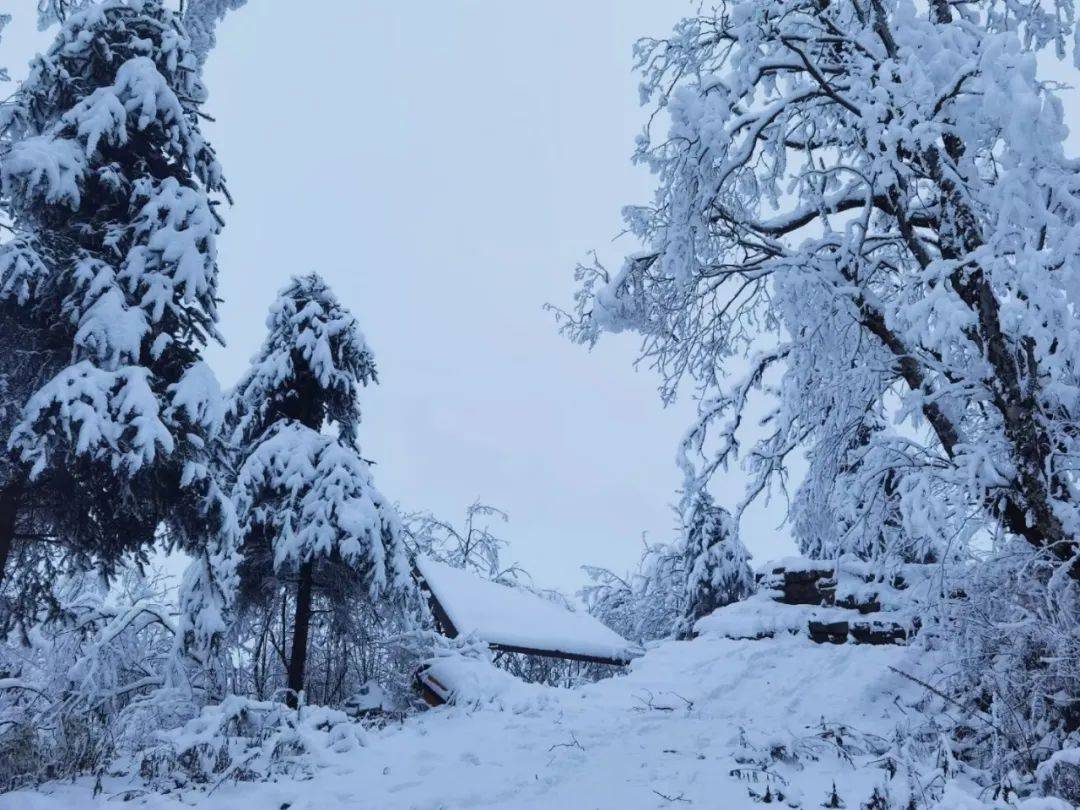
[677,490,753,637]
[0,0,238,652]
[34,0,248,64]
[230,273,411,707]
[181,0,249,64]
[674,418,754,638]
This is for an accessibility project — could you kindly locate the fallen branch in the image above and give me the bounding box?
[652,789,691,803]
[548,731,585,752]
[887,666,1015,742]
[633,689,675,712]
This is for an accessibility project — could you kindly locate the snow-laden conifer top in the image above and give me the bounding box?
[229,272,410,599]
[230,273,375,446]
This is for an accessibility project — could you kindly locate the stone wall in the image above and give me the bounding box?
[756,560,920,646]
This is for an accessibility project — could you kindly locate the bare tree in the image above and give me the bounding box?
[402,500,525,584]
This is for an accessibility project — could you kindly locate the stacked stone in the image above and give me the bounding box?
[757,562,919,646]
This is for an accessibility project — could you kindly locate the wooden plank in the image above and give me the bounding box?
[488,642,633,667]
[413,561,461,639]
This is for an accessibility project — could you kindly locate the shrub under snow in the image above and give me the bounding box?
[0,571,192,791]
[136,696,365,789]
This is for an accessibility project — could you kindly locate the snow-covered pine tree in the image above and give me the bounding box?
[181,0,249,65]
[0,0,237,655]
[676,489,753,638]
[230,273,411,707]
[34,0,248,65]
[672,407,754,636]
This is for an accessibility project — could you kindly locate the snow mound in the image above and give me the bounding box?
[419,649,554,712]
[693,588,813,638]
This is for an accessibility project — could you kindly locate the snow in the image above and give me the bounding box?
[167,361,225,435]
[2,134,86,208]
[11,361,176,478]
[70,262,148,368]
[1,616,995,809]
[416,556,642,663]
[232,421,409,596]
[182,0,248,64]
[0,236,50,305]
[693,589,823,638]
[228,273,376,448]
[420,651,551,709]
[757,556,834,575]
[343,682,393,715]
[124,176,220,328]
[2,2,1077,807]
[1039,747,1080,771]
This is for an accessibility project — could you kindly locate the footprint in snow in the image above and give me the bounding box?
[386,779,423,793]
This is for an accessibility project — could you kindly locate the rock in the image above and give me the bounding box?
[835,594,882,614]
[753,557,932,647]
[808,620,849,644]
[762,563,836,606]
[849,621,909,645]
[804,618,912,646]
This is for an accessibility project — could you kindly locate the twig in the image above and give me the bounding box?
[887,666,1015,741]
[206,749,260,796]
[633,689,675,712]
[666,691,695,711]
[652,789,691,803]
[548,731,585,752]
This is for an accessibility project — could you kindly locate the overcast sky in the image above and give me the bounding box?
[6,2,802,591]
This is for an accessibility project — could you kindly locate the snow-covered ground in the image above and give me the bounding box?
[3,623,1009,810]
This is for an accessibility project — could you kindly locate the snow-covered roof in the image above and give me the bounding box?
[415,557,642,665]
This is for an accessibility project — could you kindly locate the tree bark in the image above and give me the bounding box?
[286,560,314,709]
[857,286,1079,575]
[0,478,24,588]
[927,0,1076,570]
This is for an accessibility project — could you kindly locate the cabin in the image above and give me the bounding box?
[412,556,642,704]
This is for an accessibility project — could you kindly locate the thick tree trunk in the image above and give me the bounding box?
[0,478,23,588]
[862,0,1080,574]
[286,560,314,709]
[859,287,1079,575]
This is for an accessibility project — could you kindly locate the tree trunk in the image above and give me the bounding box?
[0,478,23,588]
[862,0,1080,575]
[286,560,314,709]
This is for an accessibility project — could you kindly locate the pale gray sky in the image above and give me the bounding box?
[5,2,800,591]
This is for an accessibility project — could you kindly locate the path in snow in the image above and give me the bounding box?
[2,632,928,810]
